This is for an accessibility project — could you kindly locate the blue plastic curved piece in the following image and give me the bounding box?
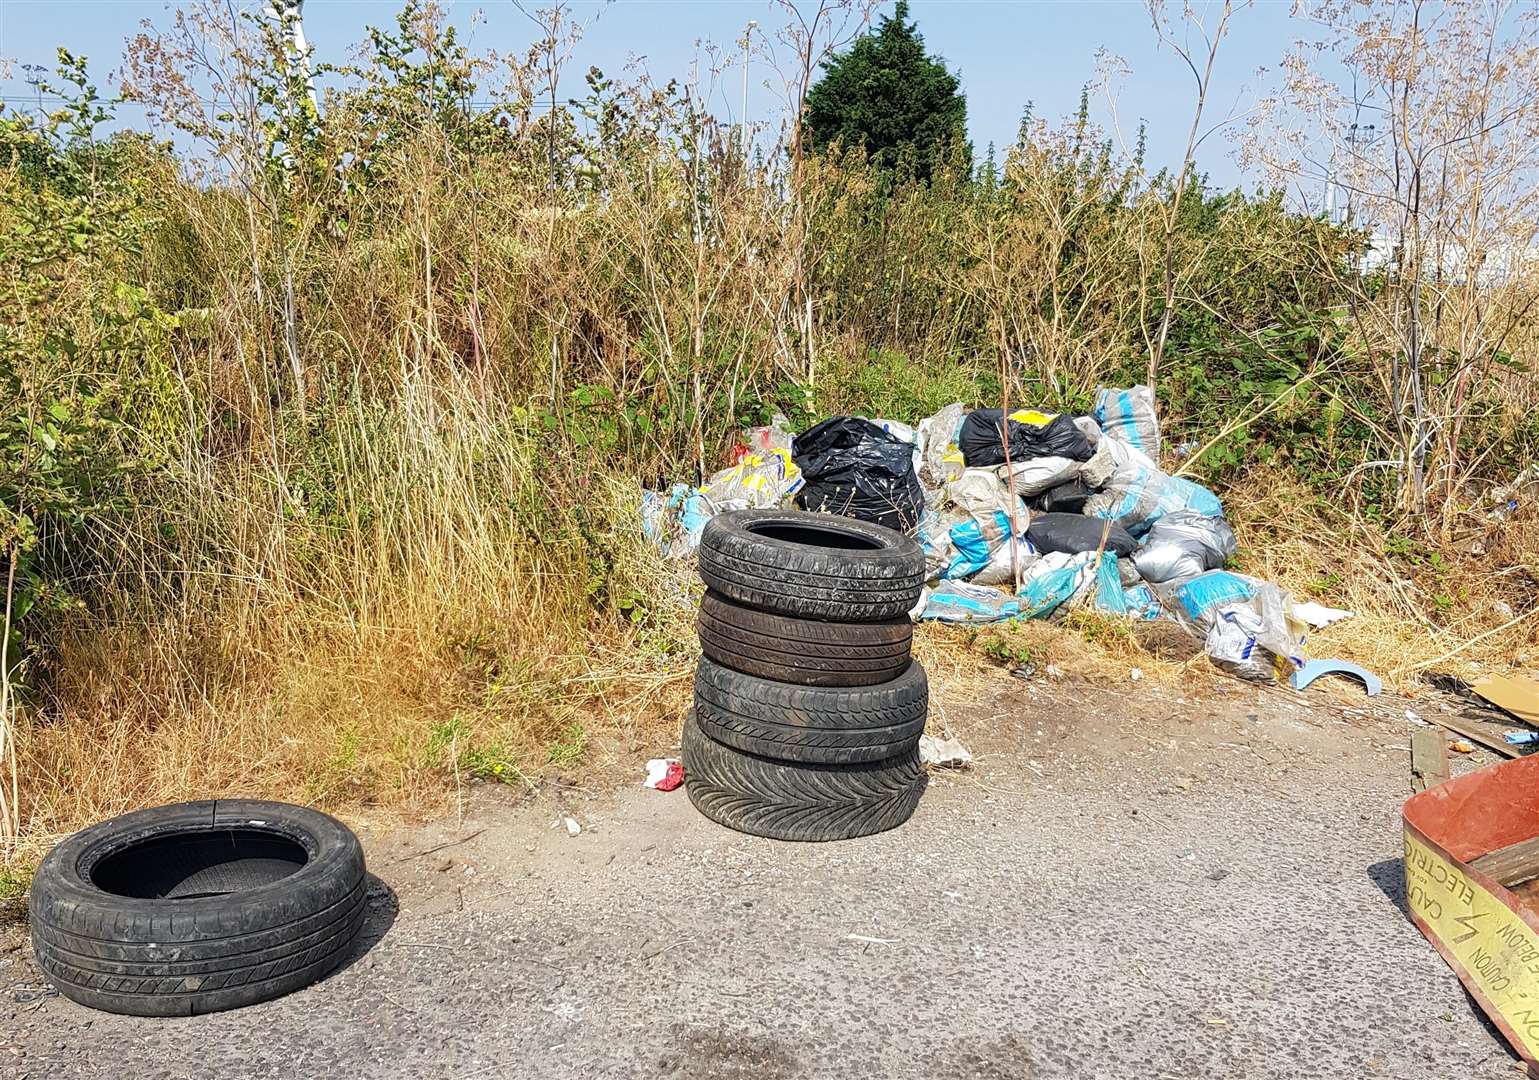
[1291,658,1383,696]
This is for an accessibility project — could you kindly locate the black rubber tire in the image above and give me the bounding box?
[698,509,925,623]
[30,800,367,1016]
[682,711,925,841]
[693,655,927,764]
[697,590,913,688]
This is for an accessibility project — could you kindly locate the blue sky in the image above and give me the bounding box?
[0,0,1306,189]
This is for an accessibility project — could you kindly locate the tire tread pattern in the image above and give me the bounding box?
[682,713,924,841]
[699,510,925,622]
[692,656,927,763]
[697,591,911,686]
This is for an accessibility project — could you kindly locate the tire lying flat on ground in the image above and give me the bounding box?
[693,655,927,764]
[696,590,913,688]
[682,711,925,841]
[698,509,925,623]
[30,800,367,1016]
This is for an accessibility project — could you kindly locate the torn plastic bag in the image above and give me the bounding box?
[930,469,1026,577]
[1203,583,1307,683]
[996,456,1082,497]
[945,468,1024,522]
[918,510,1007,582]
[919,472,1026,582]
[1091,553,1129,614]
[793,416,925,532]
[640,483,715,558]
[1081,435,1156,489]
[942,511,1021,580]
[1123,583,1163,620]
[1073,415,1103,447]
[1131,511,1238,584]
[917,402,967,491]
[971,535,1040,587]
[1094,385,1161,458]
[701,448,804,509]
[921,581,1020,623]
[1025,513,1138,558]
[915,508,953,580]
[1083,460,1223,538]
[1171,570,1263,630]
[1018,551,1096,619]
[958,408,1096,468]
[733,413,795,460]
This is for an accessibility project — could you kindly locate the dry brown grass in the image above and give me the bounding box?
[4,3,1534,867]
[1224,469,1539,689]
[13,491,1535,863]
[16,589,697,858]
[11,381,702,855]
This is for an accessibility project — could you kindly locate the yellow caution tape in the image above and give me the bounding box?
[1404,829,1539,1062]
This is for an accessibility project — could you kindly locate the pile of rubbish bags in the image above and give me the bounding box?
[641,388,1321,685]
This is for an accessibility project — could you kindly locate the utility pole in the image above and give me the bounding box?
[1342,122,1375,228]
[740,21,756,162]
[267,0,318,111]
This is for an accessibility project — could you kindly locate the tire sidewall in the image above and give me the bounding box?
[31,800,364,945]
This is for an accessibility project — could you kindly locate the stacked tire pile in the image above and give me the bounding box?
[683,509,930,842]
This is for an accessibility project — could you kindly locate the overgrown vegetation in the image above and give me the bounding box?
[1,0,1535,853]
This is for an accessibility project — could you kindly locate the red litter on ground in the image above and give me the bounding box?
[644,758,684,791]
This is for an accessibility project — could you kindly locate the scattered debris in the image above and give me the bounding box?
[846,934,899,946]
[1504,731,1539,747]
[641,389,1360,687]
[1425,714,1525,759]
[1470,672,1539,726]
[643,758,685,791]
[1485,463,1539,521]
[1410,727,1450,792]
[1129,667,1144,682]
[1291,601,1356,629]
[1450,740,1476,754]
[563,816,582,836]
[918,734,973,769]
[1291,659,1383,696]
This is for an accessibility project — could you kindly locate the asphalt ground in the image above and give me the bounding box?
[2,674,1524,1079]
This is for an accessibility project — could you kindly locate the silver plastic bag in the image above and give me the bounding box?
[996,455,1082,497]
[1131,511,1238,584]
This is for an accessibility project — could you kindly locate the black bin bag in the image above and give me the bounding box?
[958,408,1095,468]
[1025,512,1138,557]
[792,417,924,533]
